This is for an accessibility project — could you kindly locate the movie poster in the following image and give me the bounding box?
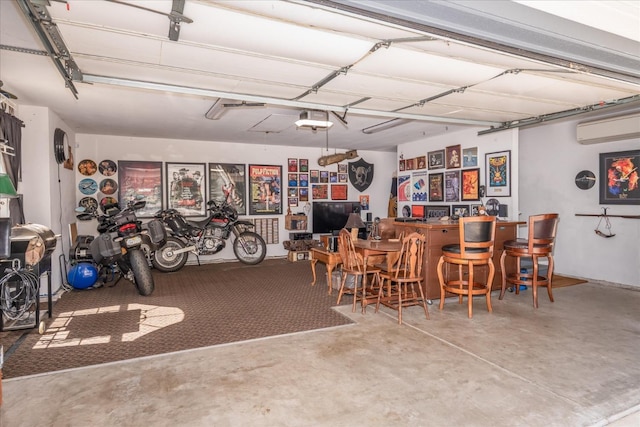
[249,164,282,215]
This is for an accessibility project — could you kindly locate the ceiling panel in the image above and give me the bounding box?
[1,0,638,152]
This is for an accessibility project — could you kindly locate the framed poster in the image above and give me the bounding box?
[331,184,348,200]
[426,205,450,218]
[452,204,470,217]
[444,170,460,202]
[310,170,320,183]
[118,160,163,217]
[249,164,282,215]
[299,173,309,187]
[446,144,461,169]
[399,159,406,172]
[471,204,482,216]
[428,150,445,170]
[417,156,427,170]
[209,163,246,215]
[338,164,347,173]
[429,173,444,202]
[398,175,411,202]
[288,158,298,172]
[412,171,428,201]
[288,173,298,187]
[312,184,328,199]
[299,187,309,202]
[359,194,370,210]
[461,168,481,201]
[299,158,309,172]
[463,147,478,167]
[599,149,640,205]
[486,150,511,197]
[167,162,206,216]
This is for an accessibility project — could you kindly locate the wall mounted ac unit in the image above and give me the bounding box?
[576,113,640,144]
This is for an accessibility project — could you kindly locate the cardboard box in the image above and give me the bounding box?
[287,250,310,262]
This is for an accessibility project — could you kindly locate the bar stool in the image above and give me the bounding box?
[499,213,559,308]
[437,216,497,318]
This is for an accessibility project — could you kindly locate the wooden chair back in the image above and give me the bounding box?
[458,216,497,260]
[337,228,364,273]
[528,213,559,253]
[391,232,425,280]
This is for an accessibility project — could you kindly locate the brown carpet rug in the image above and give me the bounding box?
[1,259,352,379]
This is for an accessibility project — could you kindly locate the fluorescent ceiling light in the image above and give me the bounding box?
[205,98,225,120]
[295,110,333,130]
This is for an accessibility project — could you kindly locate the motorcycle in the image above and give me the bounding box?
[151,192,267,272]
[75,197,166,296]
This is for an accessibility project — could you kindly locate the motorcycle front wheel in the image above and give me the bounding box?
[152,237,189,272]
[129,249,155,296]
[233,231,266,265]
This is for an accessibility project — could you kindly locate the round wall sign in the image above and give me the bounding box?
[575,170,596,190]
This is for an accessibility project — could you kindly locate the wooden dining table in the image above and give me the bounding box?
[352,238,403,309]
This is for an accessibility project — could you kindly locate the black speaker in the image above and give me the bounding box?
[366,212,372,221]
[498,205,508,217]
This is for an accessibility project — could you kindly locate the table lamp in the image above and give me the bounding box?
[344,212,365,241]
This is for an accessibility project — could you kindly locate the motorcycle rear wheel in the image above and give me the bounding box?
[152,237,189,272]
[233,231,266,265]
[129,249,155,296]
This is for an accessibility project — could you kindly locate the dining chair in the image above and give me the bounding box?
[437,216,497,318]
[499,213,559,308]
[375,232,429,324]
[336,228,382,313]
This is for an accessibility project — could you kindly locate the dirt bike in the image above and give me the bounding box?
[151,195,267,272]
[75,197,166,296]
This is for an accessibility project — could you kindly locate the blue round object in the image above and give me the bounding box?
[67,263,98,289]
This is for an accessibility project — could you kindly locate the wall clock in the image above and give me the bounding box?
[575,170,596,190]
[485,198,500,216]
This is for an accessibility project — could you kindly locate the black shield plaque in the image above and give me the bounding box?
[348,158,374,192]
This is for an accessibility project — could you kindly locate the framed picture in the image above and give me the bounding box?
[288,188,298,197]
[426,205,450,218]
[428,150,445,170]
[288,197,298,207]
[338,164,347,174]
[299,173,309,187]
[249,164,282,215]
[463,147,478,167]
[331,184,348,200]
[359,194,370,210]
[412,171,428,202]
[320,170,329,183]
[398,175,411,202]
[452,204,470,217]
[461,168,481,201]
[299,187,309,202]
[330,172,338,183]
[310,170,320,183]
[399,159,406,171]
[446,144,461,169]
[288,173,298,187]
[429,173,444,202]
[471,204,482,216]
[167,162,206,216]
[417,156,427,170]
[288,158,298,172]
[486,150,511,197]
[338,173,348,183]
[117,161,163,217]
[209,163,246,215]
[312,184,328,199]
[405,158,415,171]
[411,204,426,218]
[599,149,640,205]
[299,159,309,172]
[445,170,460,202]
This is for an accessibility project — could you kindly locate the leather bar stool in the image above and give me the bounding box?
[499,213,559,308]
[437,216,497,318]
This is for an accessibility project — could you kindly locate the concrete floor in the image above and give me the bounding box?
[1,280,639,427]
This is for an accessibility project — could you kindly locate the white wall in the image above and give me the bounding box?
[17,105,77,295]
[397,127,519,220]
[520,120,639,287]
[74,134,396,261]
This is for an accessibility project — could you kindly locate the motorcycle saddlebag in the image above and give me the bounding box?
[166,214,189,234]
[89,232,122,264]
[146,219,167,245]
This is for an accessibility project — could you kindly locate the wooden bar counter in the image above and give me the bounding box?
[394,219,524,300]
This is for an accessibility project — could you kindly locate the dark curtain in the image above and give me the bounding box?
[0,109,25,224]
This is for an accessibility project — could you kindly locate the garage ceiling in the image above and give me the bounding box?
[1,0,639,152]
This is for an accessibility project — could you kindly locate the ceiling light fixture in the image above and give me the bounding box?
[295,110,333,130]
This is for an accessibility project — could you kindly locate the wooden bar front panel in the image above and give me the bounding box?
[394,220,521,300]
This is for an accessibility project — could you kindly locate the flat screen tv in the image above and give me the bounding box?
[312,201,365,236]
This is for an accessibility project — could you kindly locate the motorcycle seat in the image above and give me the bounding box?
[188,217,212,229]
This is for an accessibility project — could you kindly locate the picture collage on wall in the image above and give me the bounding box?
[288,159,352,209]
[398,145,490,219]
